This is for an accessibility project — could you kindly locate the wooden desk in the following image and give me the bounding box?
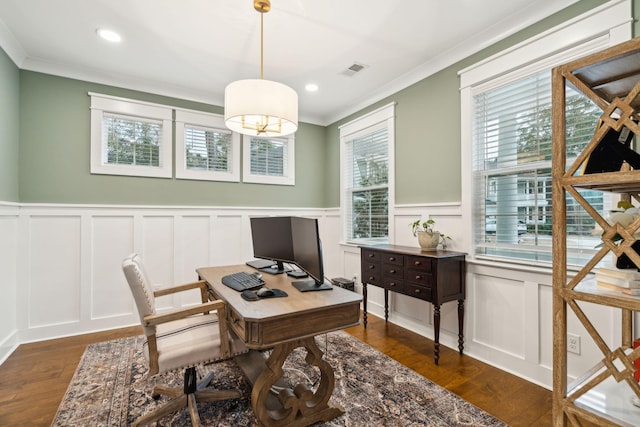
[360,244,466,364]
[197,265,362,427]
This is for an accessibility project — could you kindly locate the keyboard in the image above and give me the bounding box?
[221,271,265,291]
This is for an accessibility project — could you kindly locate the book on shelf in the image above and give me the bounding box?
[597,281,640,295]
[595,266,640,281]
[594,272,640,288]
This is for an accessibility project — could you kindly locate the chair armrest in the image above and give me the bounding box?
[153,280,208,303]
[144,299,225,327]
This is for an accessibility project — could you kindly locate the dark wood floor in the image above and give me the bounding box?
[0,315,552,426]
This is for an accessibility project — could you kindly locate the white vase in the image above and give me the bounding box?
[417,230,440,250]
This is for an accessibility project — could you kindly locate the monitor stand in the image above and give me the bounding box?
[292,279,332,292]
[259,261,291,275]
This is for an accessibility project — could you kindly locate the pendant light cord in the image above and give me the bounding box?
[260,12,264,80]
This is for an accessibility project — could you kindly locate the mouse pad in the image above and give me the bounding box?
[241,289,288,301]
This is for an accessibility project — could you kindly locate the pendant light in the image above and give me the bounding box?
[224,0,298,137]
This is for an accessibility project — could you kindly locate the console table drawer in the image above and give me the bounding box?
[383,263,404,278]
[406,269,432,286]
[381,253,403,266]
[382,277,405,292]
[406,283,432,301]
[362,263,381,285]
[362,249,380,262]
[407,256,432,272]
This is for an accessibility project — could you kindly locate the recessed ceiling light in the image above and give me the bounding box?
[305,83,319,92]
[96,28,122,43]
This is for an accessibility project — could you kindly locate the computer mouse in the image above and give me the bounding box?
[257,287,274,297]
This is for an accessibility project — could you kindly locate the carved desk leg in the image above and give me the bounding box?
[252,337,344,427]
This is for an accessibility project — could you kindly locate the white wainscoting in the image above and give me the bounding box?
[0,201,623,390]
[0,203,19,364]
[6,204,334,349]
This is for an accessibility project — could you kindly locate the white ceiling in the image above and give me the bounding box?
[0,0,578,126]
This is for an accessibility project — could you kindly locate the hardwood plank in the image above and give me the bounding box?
[0,318,552,426]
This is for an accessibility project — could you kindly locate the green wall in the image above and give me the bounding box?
[7,0,639,208]
[0,46,19,202]
[323,0,622,207]
[18,71,327,206]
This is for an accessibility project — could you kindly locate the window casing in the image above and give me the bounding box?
[90,93,172,178]
[175,109,240,182]
[340,103,395,244]
[242,135,295,185]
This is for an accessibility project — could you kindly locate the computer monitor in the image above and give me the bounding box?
[291,217,331,292]
[249,216,294,274]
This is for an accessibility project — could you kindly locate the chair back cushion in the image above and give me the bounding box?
[122,253,156,337]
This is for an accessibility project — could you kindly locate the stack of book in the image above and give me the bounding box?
[596,267,640,295]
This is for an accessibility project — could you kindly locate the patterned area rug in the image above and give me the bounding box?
[53,331,507,426]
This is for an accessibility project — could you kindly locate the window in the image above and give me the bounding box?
[242,135,295,185]
[340,103,395,244]
[90,93,172,178]
[175,110,240,182]
[460,0,631,266]
[472,70,606,264]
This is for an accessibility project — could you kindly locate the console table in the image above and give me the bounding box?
[360,244,466,364]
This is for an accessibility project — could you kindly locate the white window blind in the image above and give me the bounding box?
[175,109,240,182]
[184,125,232,172]
[343,125,389,243]
[243,136,295,185]
[250,137,286,176]
[103,113,162,167]
[472,69,608,265]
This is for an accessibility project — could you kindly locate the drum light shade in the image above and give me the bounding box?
[224,78,298,137]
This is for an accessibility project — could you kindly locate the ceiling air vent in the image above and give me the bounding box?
[341,62,367,77]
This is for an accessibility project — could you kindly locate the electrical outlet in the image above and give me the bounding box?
[568,333,581,354]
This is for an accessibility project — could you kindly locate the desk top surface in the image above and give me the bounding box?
[197,264,362,322]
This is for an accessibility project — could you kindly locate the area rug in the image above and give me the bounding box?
[53,331,507,426]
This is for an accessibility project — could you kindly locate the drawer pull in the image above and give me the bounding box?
[368,253,375,258]
[368,276,375,281]
[389,256,396,261]
[414,261,421,266]
[415,289,421,294]
[390,269,396,274]
[415,275,422,280]
[369,265,375,270]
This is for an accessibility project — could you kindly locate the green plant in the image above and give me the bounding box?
[410,219,451,249]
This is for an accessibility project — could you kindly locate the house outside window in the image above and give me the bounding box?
[340,103,395,244]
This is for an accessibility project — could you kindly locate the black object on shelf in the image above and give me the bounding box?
[583,121,640,174]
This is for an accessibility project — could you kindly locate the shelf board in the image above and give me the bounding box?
[571,48,640,108]
[565,280,640,311]
[572,376,640,426]
[562,170,640,193]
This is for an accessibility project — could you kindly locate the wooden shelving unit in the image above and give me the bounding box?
[552,37,640,426]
